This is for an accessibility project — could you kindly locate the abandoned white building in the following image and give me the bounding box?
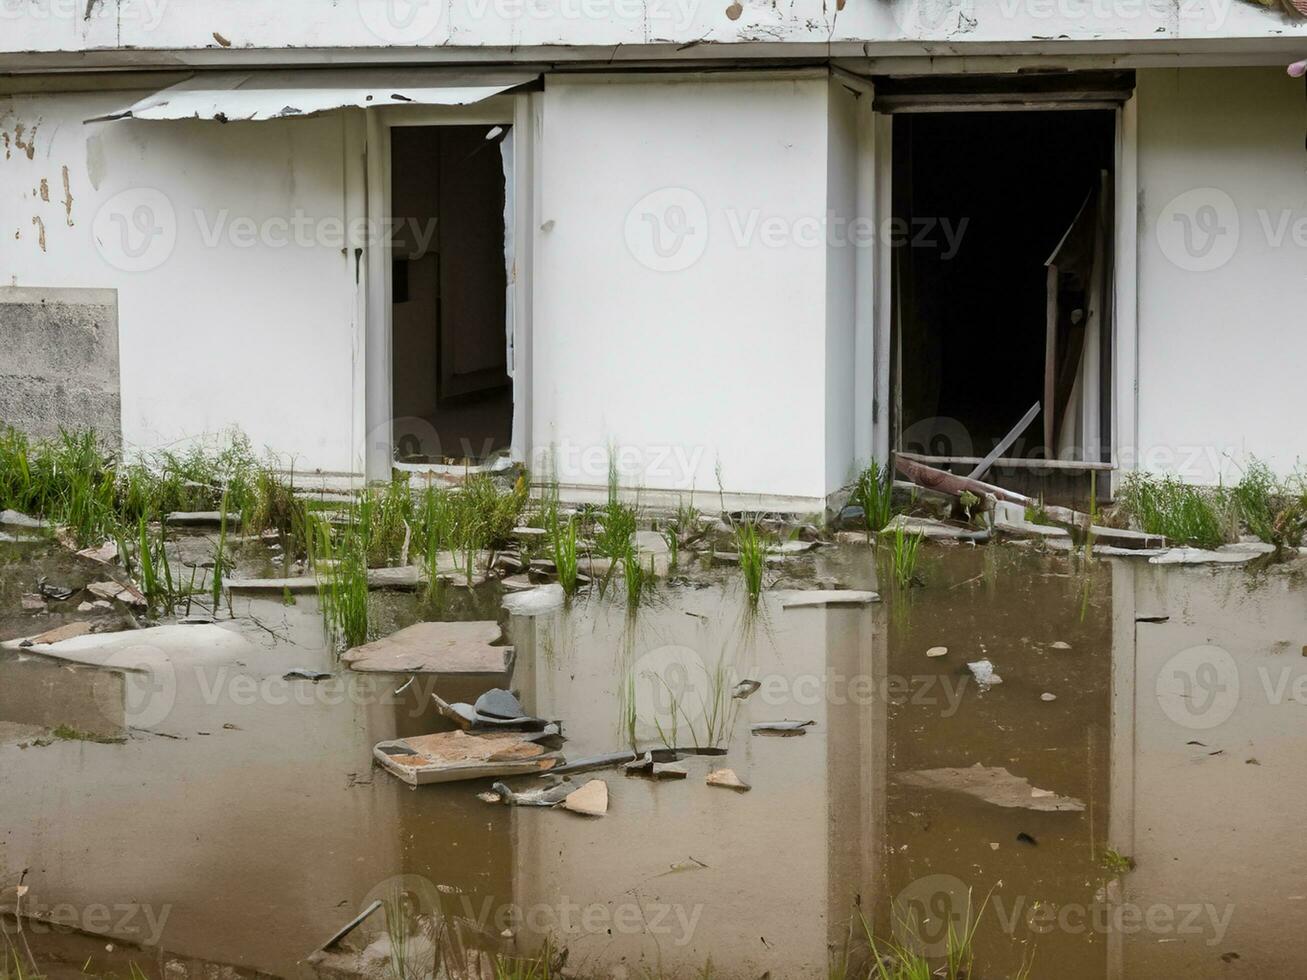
[3,1,1306,512]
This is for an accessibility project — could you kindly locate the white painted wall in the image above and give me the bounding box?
[0,87,363,471]
[532,71,849,506]
[3,0,1303,58]
[1135,67,1307,485]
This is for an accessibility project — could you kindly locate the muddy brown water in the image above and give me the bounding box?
[1,534,1304,978]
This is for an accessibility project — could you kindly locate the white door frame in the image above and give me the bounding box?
[871,96,1140,492]
[361,94,534,481]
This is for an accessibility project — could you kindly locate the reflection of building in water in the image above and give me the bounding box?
[507,593,885,977]
[0,601,411,976]
[1111,561,1307,978]
[882,551,1114,979]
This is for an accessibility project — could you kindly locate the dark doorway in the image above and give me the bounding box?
[892,110,1116,466]
[391,125,512,464]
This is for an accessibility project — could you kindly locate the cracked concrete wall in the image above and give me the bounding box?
[0,286,121,446]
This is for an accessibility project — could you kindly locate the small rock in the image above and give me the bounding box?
[652,762,688,779]
[731,679,761,700]
[706,768,751,792]
[283,668,331,681]
[37,580,74,601]
[1041,692,1057,702]
[561,779,608,817]
[76,601,96,612]
[75,541,119,565]
[967,660,1003,688]
[926,646,948,658]
[1050,641,1071,650]
[20,593,46,612]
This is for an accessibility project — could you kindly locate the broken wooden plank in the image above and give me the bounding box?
[894,455,1030,506]
[968,401,1041,482]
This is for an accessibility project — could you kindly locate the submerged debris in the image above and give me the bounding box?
[87,580,147,608]
[561,779,608,816]
[896,764,1085,812]
[967,660,1004,688]
[706,768,751,792]
[778,590,879,609]
[731,679,761,700]
[483,779,575,807]
[431,690,556,733]
[373,730,563,786]
[750,719,814,737]
[283,668,331,681]
[37,579,74,601]
[501,583,565,616]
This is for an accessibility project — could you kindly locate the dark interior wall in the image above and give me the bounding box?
[893,110,1116,459]
[390,125,512,463]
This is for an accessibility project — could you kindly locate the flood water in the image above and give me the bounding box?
[1,532,1304,978]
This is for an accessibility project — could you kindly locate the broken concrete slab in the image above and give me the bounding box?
[225,565,425,593]
[896,764,1085,812]
[993,518,1070,540]
[75,541,118,565]
[0,509,43,528]
[771,539,819,554]
[501,583,565,616]
[561,779,608,816]
[500,574,535,591]
[884,514,989,542]
[20,593,46,612]
[343,621,512,675]
[0,623,251,671]
[779,590,879,609]
[373,730,563,786]
[86,579,147,608]
[706,768,751,792]
[511,526,547,541]
[1083,525,1167,549]
[1149,547,1261,566]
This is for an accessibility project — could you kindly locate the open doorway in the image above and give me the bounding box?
[390,124,513,465]
[890,108,1116,482]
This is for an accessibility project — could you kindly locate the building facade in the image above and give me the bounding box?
[3,1,1306,511]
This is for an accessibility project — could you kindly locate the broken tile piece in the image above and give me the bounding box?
[706,768,751,792]
[562,779,608,816]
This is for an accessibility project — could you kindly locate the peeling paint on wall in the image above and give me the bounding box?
[14,122,38,161]
[61,165,74,226]
[38,177,49,202]
[31,215,45,252]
